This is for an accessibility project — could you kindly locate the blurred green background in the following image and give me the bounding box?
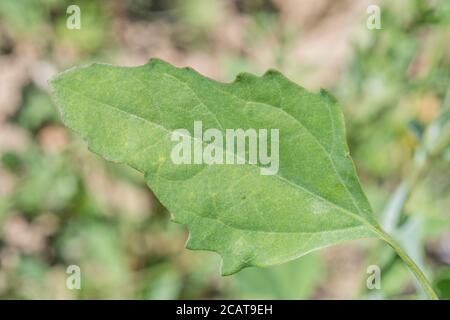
[0,0,449,299]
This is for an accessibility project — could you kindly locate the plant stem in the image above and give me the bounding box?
[378,229,439,300]
[356,92,450,299]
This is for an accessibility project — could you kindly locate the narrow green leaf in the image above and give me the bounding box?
[50,58,382,275]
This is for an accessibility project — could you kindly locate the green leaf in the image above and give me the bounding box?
[48,59,396,276]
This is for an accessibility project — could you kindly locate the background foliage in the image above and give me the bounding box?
[0,0,449,299]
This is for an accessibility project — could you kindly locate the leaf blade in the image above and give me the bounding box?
[51,58,379,275]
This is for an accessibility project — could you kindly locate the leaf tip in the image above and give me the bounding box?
[319,88,338,104]
[234,72,258,83]
[147,57,167,67]
[184,224,252,276]
[263,68,282,78]
[220,256,246,276]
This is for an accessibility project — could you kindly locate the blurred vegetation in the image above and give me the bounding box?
[0,0,449,299]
